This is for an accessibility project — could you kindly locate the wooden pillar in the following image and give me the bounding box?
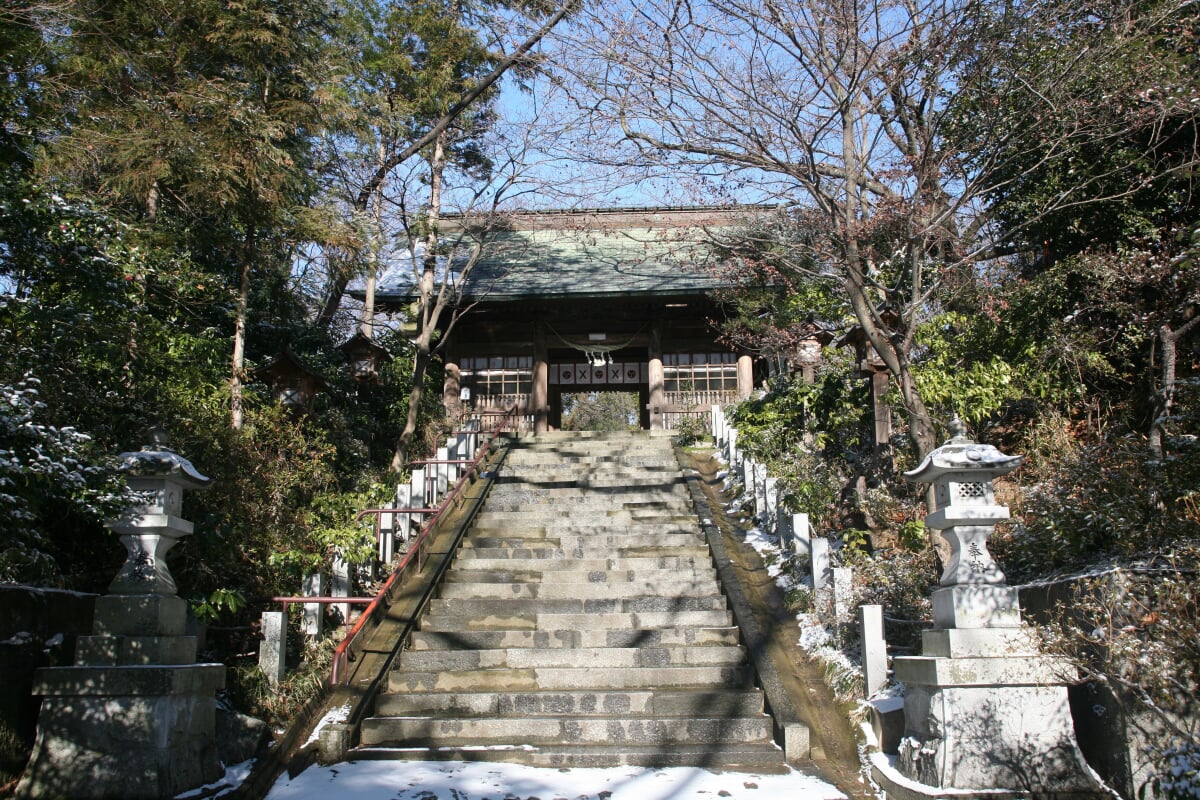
[533,325,549,433]
[648,324,666,431]
[736,352,755,399]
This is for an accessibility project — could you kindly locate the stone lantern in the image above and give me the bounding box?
[253,348,328,409]
[907,417,1021,592]
[16,432,226,800]
[877,420,1101,796]
[338,330,393,385]
[106,427,211,597]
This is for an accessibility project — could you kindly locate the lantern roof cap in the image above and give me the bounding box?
[904,417,1022,483]
[337,331,393,362]
[116,427,210,487]
[252,347,329,390]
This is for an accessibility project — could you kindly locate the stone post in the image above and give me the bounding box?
[301,573,325,638]
[331,555,351,624]
[860,604,888,697]
[791,513,812,559]
[736,352,754,399]
[810,537,831,592]
[16,432,225,800]
[435,445,450,500]
[764,476,779,537]
[889,420,1100,794]
[647,324,666,431]
[259,610,287,685]
[394,484,413,551]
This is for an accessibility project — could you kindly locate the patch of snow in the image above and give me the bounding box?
[263,760,847,800]
[303,702,351,748]
[174,759,255,799]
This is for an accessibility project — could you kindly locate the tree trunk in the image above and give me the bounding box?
[313,2,575,332]
[1150,317,1200,459]
[390,133,447,473]
[230,225,256,430]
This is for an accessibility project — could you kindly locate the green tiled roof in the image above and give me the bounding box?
[456,224,728,301]
[370,206,781,305]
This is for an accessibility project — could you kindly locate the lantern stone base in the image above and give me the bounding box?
[15,664,225,800]
[890,624,1104,797]
[16,591,225,800]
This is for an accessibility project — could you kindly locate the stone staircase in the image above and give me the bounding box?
[357,430,786,770]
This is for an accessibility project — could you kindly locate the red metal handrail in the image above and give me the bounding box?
[328,406,519,684]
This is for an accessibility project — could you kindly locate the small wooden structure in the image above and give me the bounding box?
[369,206,781,432]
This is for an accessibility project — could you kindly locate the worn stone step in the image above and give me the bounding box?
[465,521,700,536]
[461,532,704,552]
[455,545,713,561]
[388,664,756,693]
[418,609,735,632]
[437,578,720,601]
[426,596,727,617]
[408,626,741,651]
[471,510,695,524]
[399,644,747,672]
[373,688,764,717]
[447,555,709,573]
[349,742,788,772]
[480,505,693,517]
[443,565,714,583]
[358,714,774,748]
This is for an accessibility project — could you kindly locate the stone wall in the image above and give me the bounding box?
[0,586,97,748]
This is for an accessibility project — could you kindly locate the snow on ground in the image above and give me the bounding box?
[260,760,848,800]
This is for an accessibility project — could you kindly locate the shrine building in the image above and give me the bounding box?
[371,205,781,432]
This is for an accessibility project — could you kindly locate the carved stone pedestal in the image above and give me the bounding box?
[16,592,225,800]
[892,590,1096,794]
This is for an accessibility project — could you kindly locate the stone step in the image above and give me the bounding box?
[388,664,756,693]
[418,609,735,632]
[358,714,774,749]
[426,596,727,617]
[437,578,720,601]
[399,644,747,672]
[373,688,763,717]
[349,742,789,772]
[470,516,696,530]
[481,499,694,513]
[408,626,741,651]
[465,522,700,536]
[446,555,709,573]
[461,532,704,552]
[454,545,713,561]
[443,565,714,583]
